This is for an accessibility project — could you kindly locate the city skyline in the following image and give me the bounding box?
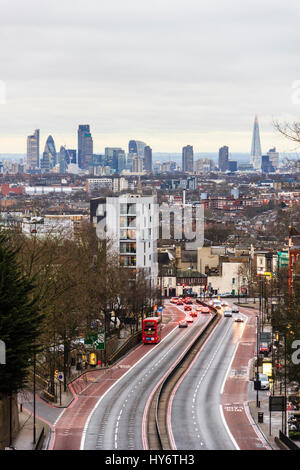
[0,1,299,153]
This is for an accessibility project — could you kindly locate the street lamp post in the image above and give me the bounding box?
[256,314,260,408]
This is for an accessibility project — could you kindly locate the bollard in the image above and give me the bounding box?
[258,412,264,423]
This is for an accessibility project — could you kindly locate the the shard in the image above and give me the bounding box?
[250,115,262,170]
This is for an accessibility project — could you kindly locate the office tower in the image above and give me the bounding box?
[182,145,194,172]
[143,146,152,172]
[27,129,40,170]
[195,158,214,173]
[90,195,158,285]
[228,161,237,172]
[78,125,93,169]
[40,135,56,173]
[267,147,279,169]
[218,146,229,172]
[104,148,125,172]
[250,115,262,170]
[115,150,126,173]
[59,146,68,173]
[66,149,77,165]
[127,140,147,171]
[261,155,274,173]
[132,155,143,173]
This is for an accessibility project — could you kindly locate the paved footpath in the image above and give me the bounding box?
[221,304,273,450]
[51,303,185,450]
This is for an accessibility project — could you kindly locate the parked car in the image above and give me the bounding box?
[258,373,270,390]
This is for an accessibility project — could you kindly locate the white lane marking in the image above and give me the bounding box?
[219,404,240,450]
[220,317,248,395]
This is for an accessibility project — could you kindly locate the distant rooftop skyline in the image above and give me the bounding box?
[0,1,299,154]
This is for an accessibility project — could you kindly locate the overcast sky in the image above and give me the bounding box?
[0,0,300,154]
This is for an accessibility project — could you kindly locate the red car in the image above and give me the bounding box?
[170,298,178,304]
[176,299,183,305]
[201,306,210,314]
[190,311,197,317]
[186,317,194,323]
[184,305,192,311]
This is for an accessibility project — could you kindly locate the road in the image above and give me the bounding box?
[81,303,213,450]
[169,301,271,450]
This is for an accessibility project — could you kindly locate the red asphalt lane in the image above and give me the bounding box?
[51,303,186,450]
[221,305,271,450]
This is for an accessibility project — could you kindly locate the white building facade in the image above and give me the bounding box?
[96,195,158,285]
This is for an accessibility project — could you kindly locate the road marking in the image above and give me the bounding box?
[219,404,240,450]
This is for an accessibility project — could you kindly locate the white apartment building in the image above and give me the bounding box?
[94,195,158,285]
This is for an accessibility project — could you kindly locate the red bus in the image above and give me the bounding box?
[142,316,162,344]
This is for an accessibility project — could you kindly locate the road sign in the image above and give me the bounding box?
[269,396,286,412]
[94,332,105,350]
[85,331,105,350]
[58,372,64,382]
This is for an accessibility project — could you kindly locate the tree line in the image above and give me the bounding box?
[0,223,159,400]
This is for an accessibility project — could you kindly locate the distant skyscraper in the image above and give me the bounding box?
[66,149,77,165]
[78,125,93,169]
[250,115,262,170]
[143,146,152,172]
[127,140,146,171]
[261,154,274,173]
[27,129,40,170]
[182,145,194,172]
[59,146,68,173]
[267,147,279,169]
[218,146,229,172]
[132,155,143,173]
[41,135,56,173]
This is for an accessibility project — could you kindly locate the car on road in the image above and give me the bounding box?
[220,292,232,298]
[186,317,194,323]
[178,320,188,328]
[184,305,192,311]
[176,299,184,305]
[214,303,222,310]
[184,298,193,304]
[232,305,239,313]
[190,311,197,317]
[170,297,178,304]
[234,314,244,322]
[201,306,210,314]
[221,301,229,307]
[258,373,270,390]
[196,306,202,312]
[223,308,233,317]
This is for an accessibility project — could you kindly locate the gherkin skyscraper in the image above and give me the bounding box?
[250,115,262,170]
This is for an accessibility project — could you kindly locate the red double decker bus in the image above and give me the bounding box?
[142,316,162,344]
